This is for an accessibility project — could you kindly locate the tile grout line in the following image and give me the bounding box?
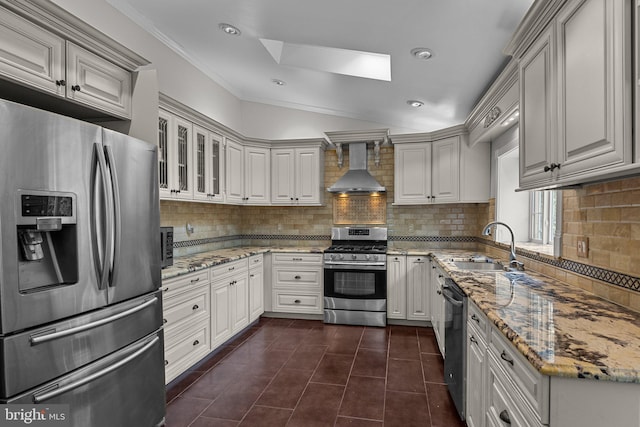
[282,323,334,426]
[417,329,434,427]
[332,326,366,426]
[234,320,310,426]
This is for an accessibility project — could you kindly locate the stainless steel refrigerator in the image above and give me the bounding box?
[0,99,165,426]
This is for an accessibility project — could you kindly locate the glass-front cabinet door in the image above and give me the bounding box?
[193,126,224,202]
[157,110,194,200]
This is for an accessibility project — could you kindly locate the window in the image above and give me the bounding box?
[530,191,557,245]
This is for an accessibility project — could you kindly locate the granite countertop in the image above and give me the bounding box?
[161,246,326,280]
[431,249,640,384]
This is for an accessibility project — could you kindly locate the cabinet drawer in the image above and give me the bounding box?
[273,291,322,314]
[273,267,322,289]
[163,284,210,333]
[211,258,248,280]
[248,254,264,268]
[272,252,322,265]
[489,328,548,422]
[487,356,535,427]
[164,318,210,383]
[468,301,489,342]
[162,270,209,296]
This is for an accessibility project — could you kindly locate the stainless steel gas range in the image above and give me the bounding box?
[323,227,387,327]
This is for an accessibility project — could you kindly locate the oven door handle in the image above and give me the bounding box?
[441,288,463,307]
[324,262,386,267]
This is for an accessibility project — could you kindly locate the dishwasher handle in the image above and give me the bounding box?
[441,288,463,308]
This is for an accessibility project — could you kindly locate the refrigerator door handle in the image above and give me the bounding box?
[29,297,158,345]
[104,145,121,286]
[93,142,114,291]
[32,335,160,403]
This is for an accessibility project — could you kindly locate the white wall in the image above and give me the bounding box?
[50,0,407,141]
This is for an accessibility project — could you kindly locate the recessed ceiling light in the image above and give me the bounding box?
[271,79,286,86]
[410,48,433,60]
[219,23,241,36]
[407,100,424,108]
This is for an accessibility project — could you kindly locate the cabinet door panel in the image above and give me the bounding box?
[432,137,460,203]
[296,148,321,204]
[66,42,131,119]
[157,111,172,198]
[249,267,264,322]
[519,25,555,186]
[211,282,232,348]
[225,139,244,203]
[173,116,194,199]
[0,10,64,96]
[387,256,406,319]
[406,256,430,321]
[271,149,295,204]
[394,143,431,204]
[557,0,629,176]
[232,275,249,331]
[244,146,270,204]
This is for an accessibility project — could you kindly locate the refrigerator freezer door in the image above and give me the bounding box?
[0,291,162,399]
[5,331,166,427]
[0,99,107,333]
[102,128,161,304]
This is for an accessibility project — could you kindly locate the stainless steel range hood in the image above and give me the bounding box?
[327,142,386,193]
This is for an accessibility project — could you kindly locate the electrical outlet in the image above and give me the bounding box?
[577,236,589,258]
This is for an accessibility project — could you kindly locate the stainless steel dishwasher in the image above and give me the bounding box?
[442,277,467,420]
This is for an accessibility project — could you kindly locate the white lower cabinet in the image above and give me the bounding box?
[406,256,430,321]
[211,258,249,349]
[249,254,264,322]
[466,301,489,427]
[387,255,407,319]
[271,252,323,314]
[161,271,211,384]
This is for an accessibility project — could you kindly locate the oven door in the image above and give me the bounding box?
[323,266,386,300]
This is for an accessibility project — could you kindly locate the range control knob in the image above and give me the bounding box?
[352,254,357,260]
[371,255,377,261]
[330,254,336,261]
[365,254,371,260]
[338,254,344,260]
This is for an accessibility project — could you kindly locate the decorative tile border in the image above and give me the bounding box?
[174,234,331,248]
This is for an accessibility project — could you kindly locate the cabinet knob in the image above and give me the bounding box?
[164,360,169,366]
[250,274,254,278]
[192,304,199,310]
[437,290,442,295]
[290,197,294,201]
[470,336,478,344]
[438,274,443,278]
[163,318,167,324]
[294,299,301,304]
[56,79,66,86]
[500,350,514,366]
[193,340,200,346]
[471,314,480,323]
[295,198,299,201]
[190,277,200,284]
[499,410,511,425]
[294,275,301,279]
[162,287,169,293]
[71,84,81,91]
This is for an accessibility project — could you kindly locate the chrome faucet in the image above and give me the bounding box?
[482,221,524,271]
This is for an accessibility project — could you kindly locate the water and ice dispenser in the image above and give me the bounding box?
[16,191,78,291]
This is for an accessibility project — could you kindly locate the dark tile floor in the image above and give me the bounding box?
[165,318,466,427]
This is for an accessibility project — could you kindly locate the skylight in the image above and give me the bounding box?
[260,38,391,82]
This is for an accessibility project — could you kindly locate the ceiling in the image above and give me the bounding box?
[107,0,534,133]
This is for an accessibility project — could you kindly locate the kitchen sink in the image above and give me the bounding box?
[453,261,505,271]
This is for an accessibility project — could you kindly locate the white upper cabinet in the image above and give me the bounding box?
[193,126,224,203]
[225,138,245,204]
[393,130,488,205]
[271,143,325,206]
[225,140,271,205]
[65,42,131,119]
[157,110,194,200]
[510,0,632,189]
[0,6,134,119]
[0,9,65,96]
[244,145,271,205]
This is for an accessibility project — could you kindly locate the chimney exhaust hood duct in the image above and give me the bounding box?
[327,142,386,193]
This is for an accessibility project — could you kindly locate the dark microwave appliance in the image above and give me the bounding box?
[160,226,173,268]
